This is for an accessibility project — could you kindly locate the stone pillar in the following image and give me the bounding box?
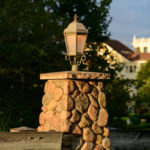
[37,71,110,150]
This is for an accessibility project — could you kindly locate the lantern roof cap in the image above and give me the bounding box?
[64,14,88,34]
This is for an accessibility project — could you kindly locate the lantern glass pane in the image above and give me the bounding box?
[66,34,76,56]
[77,35,87,55]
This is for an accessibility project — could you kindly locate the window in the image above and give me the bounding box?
[130,65,133,73]
[134,65,136,72]
[136,47,140,52]
[144,47,148,53]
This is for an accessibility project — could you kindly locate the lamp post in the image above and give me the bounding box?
[64,14,88,71]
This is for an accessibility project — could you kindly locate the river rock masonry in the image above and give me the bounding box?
[37,71,110,150]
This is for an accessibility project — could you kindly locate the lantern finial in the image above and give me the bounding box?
[73,14,78,22]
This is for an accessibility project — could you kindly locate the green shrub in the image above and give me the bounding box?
[129,115,140,125]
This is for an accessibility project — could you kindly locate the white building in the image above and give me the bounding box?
[103,36,150,80]
[132,35,150,53]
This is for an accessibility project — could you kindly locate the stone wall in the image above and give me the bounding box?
[37,79,110,150]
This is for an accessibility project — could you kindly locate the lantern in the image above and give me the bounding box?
[64,14,88,71]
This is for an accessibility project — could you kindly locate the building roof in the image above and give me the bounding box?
[105,39,134,60]
[129,52,150,61]
[105,39,150,61]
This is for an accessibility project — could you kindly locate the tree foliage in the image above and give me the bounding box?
[105,78,133,118]
[82,43,123,78]
[137,61,150,88]
[135,60,150,113]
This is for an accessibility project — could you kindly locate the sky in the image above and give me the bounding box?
[109,0,150,49]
